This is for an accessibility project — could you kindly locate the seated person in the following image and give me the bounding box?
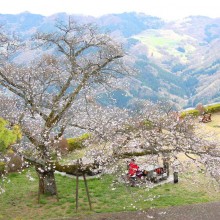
[127,158,139,178]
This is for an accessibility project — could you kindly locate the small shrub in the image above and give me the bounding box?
[57,137,69,155]
[0,118,22,152]
[6,152,23,173]
[142,120,154,129]
[67,133,91,151]
[0,140,7,153]
[0,161,6,176]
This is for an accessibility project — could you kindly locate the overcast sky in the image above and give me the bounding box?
[0,0,219,21]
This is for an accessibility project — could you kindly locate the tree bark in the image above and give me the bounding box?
[35,166,57,195]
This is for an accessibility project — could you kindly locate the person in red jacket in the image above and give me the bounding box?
[128,159,139,176]
[127,159,139,186]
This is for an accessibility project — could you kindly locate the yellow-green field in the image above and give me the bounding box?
[133,29,196,62]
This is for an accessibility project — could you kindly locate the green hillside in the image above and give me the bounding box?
[133,29,196,63]
[1,12,220,108]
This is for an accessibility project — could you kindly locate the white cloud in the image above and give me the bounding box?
[0,0,219,20]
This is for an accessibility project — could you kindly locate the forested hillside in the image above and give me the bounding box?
[1,12,220,108]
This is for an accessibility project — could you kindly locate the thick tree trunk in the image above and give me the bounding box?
[35,165,57,195]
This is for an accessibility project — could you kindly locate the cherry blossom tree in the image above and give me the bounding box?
[1,18,219,201]
[84,100,220,186]
[0,18,132,196]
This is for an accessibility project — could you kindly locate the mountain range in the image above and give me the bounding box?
[1,12,220,109]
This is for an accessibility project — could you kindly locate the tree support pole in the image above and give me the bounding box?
[75,159,79,212]
[37,179,41,204]
[75,174,79,212]
[83,173,92,211]
[54,175,59,202]
[173,171,178,183]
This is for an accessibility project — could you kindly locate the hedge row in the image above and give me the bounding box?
[181,103,220,117]
[205,103,220,113]
[180,109,200,117]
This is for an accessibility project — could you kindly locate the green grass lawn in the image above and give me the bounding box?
[1,168,220,220]
[1,113,220,219]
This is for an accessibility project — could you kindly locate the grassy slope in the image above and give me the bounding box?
[1,114,220,219]
[133,29,196,63]
[1,169,220,219]
[200,112,220,139]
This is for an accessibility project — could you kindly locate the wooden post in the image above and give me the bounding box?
[75,158,92,212]
[173,172,178,183]
[54,176,59,202]
[75,174,79,212]
[37,179,41,204]
[75,159,79,212]
[36,170,44,204]
[83,173,92,211]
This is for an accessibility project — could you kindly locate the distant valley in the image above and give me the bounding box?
[1,12,220,109]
